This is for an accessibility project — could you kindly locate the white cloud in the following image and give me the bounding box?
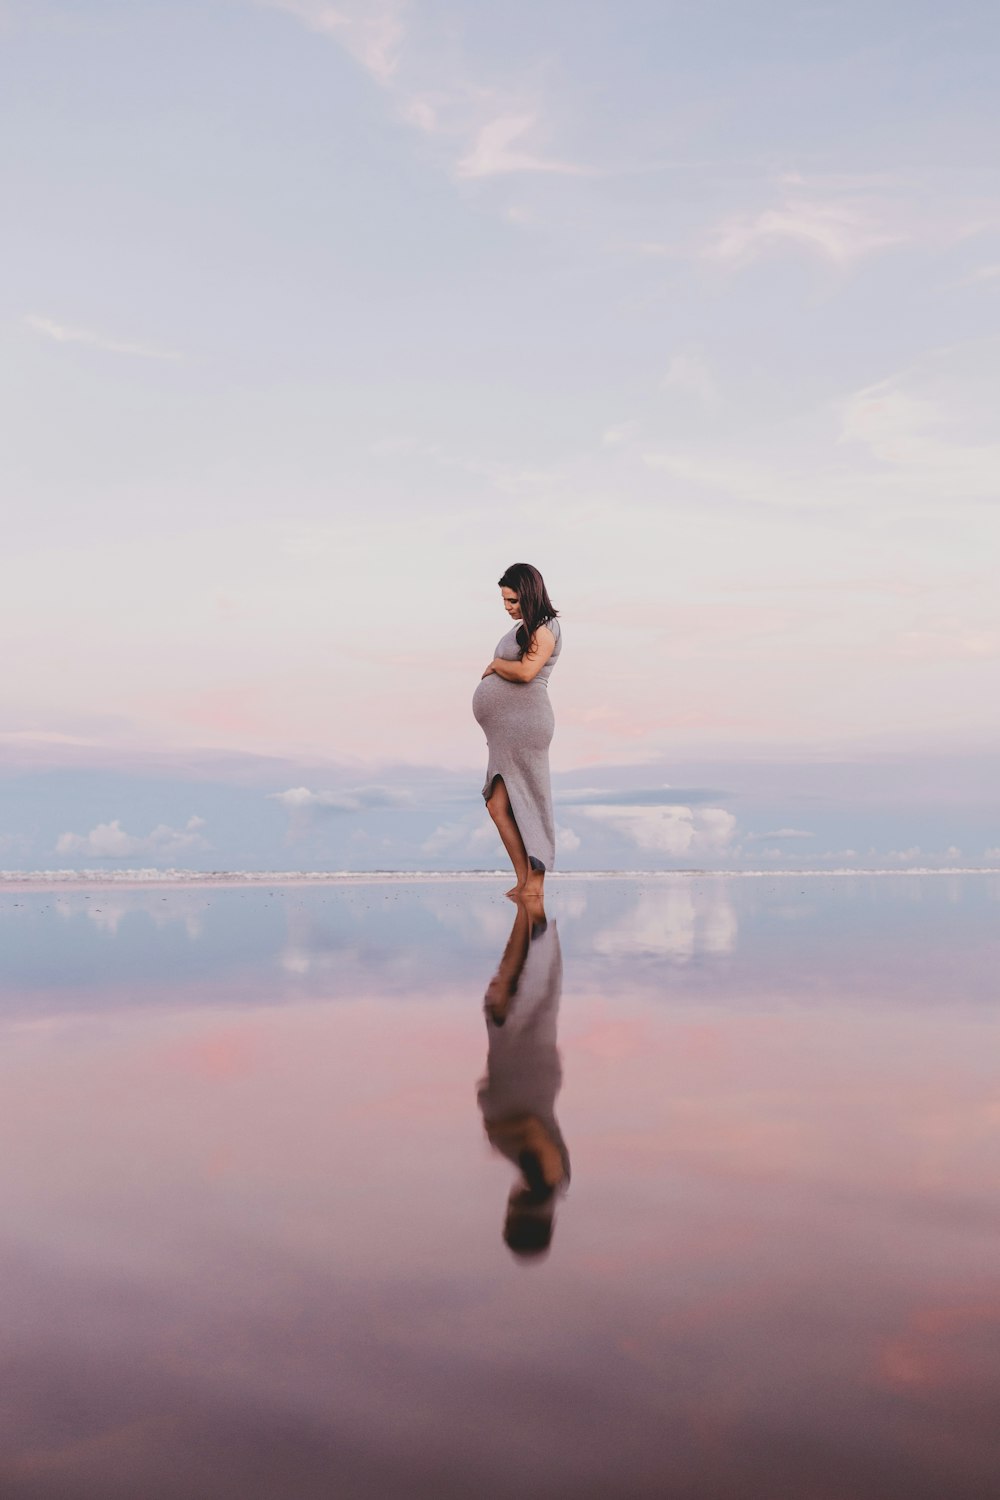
[270,786,359,811]
[641,445,780,500]
[602,420,640,447]
[400,95,437,132]
[255,1,595,196]
[708,197,905,267]
[256,0,404,85]
[27,315,180,361]
[421,819,500,858]
[556,823,581,854]
[964,264,1000,284]
[578,803,736,856]
[635,241,681,259]
[885,846,922,864]
[55,815,207,860]
[269,784,413,811]
[455,113,588,180]
[894,624,1000,661]
[751,828,815,840]
[639,341,1000,518]
[661,352,717,406]
[840,375,1000,502]
[839,383,941,459]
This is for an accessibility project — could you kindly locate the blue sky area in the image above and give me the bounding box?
[2,0,998,870]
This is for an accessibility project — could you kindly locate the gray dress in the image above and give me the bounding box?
[477,919,570,1184]
[471,616,562,872]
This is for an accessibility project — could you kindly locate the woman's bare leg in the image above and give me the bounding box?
[486,776,530,897]
[484,902,531,1021]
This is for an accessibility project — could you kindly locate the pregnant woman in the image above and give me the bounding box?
[472,562,562,905]
[478,902,569,1261]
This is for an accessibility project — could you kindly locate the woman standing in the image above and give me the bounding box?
[472,563,562,904]
[478,902,569,1261]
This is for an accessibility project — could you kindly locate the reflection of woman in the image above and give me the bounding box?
[477,903,569,1261]
[471,563,562,906]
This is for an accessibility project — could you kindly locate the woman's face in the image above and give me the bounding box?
[501,587,522,620]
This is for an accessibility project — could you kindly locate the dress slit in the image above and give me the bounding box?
[484,773,546,872]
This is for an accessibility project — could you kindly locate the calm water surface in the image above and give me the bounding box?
[1,875,998,1498]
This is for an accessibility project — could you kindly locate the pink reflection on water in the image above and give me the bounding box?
[0,880,998,1496]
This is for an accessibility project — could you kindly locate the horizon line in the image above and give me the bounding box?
[2,867,999,888]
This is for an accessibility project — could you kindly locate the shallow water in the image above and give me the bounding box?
[1,875,998,1498]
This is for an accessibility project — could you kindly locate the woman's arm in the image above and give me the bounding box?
[486,624,556,683]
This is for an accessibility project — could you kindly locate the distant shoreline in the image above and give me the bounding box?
[1,868,998,890]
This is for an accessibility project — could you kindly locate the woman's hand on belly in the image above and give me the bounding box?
[481,663,497,679]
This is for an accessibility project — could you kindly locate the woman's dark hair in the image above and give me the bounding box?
[498,563,558,660]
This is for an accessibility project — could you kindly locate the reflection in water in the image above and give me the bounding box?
[2,880,1000,1495]
[593,880,737,960]
[55,893,206,940]
[477,907,569,1261]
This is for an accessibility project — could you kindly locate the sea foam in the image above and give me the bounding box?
[1,867,998,887]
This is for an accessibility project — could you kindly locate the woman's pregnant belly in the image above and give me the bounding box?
[472,676,554,751]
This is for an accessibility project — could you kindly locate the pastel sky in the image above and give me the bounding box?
[2,0,998,870]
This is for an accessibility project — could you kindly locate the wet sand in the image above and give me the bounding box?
[1,875,998,1497]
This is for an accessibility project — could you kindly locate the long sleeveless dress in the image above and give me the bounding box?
[471,616,562,872]
[477,919,570,1186]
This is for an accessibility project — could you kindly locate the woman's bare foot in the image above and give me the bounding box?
[519,886,545,925]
